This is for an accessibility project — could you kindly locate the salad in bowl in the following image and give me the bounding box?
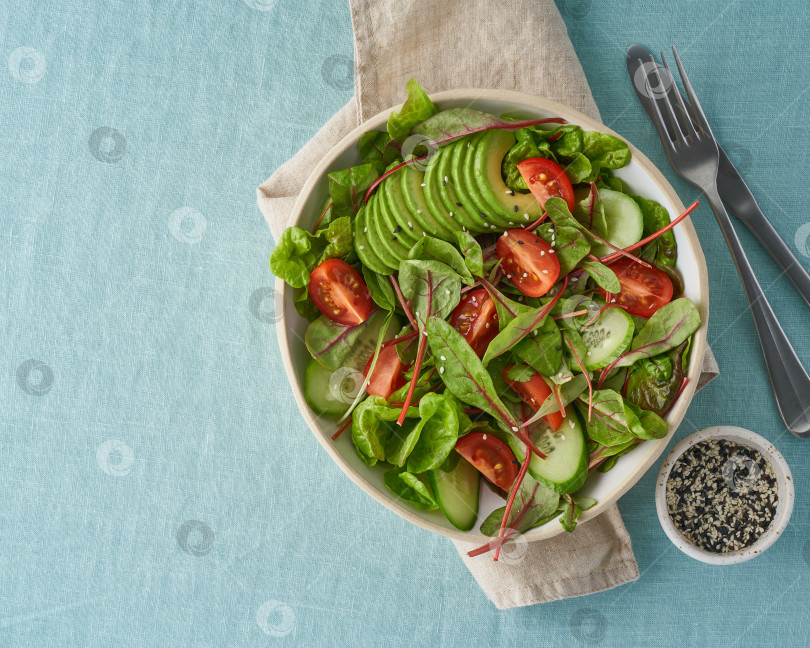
[270,80,706,559]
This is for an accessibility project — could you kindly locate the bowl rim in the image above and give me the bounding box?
[275,87,710,543]
[654,426,794,565]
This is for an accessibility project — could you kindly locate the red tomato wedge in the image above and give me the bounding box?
[455,432,519,490]
[363,344,408,399]
[308,259,372,326]
[449,289,499,357]
[599,257,674,317]
[502,366,563,432]
[517,157,575,212]
[496,229,561,297]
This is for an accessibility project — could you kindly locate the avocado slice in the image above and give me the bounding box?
[381,173,425,246]
[368,191,411,266]
[461,132,515,230]
[399,164,456,241]
[472,130,543,225]
[365,193,403,273]
[354,204,395,276]
[439,139,488,233]
[423,145,467,232]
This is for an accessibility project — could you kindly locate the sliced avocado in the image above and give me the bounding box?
[423,145,466,232]
[437,139,487,233]
[368,191,411,266]
[461,132,516,230]
[381,173,424,246]
[439,137,487,233]
[473,130,543,225]
[354,205,395,276]
[400,164,456,241]
[365,193,402,273]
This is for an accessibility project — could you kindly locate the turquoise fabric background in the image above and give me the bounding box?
[3,1,810,645]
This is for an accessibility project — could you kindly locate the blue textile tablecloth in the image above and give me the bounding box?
[3,1,810,646]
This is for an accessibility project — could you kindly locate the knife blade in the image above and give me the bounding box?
[626,44,810,309]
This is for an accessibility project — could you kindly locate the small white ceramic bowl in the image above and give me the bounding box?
[655,426,794,564]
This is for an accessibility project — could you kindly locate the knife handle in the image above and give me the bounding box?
[720,172,810,309]
[704,185,810,438]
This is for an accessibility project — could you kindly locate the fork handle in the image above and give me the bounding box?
[704,185,810,438]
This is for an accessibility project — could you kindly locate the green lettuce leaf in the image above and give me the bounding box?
[387,78,438,139]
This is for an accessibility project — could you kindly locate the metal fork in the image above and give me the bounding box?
[641,47,810,438]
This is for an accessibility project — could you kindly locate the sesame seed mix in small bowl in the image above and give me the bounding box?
[655,426,794,565]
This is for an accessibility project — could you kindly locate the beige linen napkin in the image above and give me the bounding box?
[258,0,719,609]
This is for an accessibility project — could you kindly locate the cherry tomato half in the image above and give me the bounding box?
[496,229,561,297]
[455,432,519,490]
[449,289,499,357]
[517,157,576,212]
[308,259,372,326]
[363,343,408,399]
[502,365,563,432]
[599,257,674,317]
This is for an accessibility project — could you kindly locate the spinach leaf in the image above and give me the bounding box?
[580,259,621,293]
[625,342,686,415]
[500,128,551,192]
[559,494,596,532]
[481,287,564,365]
[398,259,462,327]
[625,402,668,440]
[358,131,390,176]
[633,196,677,267]
[455,231,484,277]
[582,131,631,170]
[479,474,560,536]
[351,396,399,466]
[305,309,389,371]
[534,223,590,276]
[549,125,583,158]
[614,298,701,368]
[406,392,460,473]
[572,183,608,240]
[293,288,320,322]
[577,389,635,446]
[563,153,593,184]
[408,236,474,286]
[426,317,518,427]
[512,316,562,376]
[387,78,439,139]
[383,466,438,510]
[362,267,396,311]
[328,164,378,220]
[480,278,533,328]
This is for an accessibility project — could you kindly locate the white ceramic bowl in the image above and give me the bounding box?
[655,426,794,564]
[276,89,710,543]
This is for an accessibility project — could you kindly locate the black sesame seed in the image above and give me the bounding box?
[456,202,462,207]
[517,240,524,245]
[393,226,401,233]
[514,205,518,212]
[481,212,488,219]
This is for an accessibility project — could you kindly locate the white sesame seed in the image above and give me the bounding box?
[569,419,575,428]
[363,227,368,233]
[506,274,512,279]
[490,224,496,229]
[540,250,545,256]
[440,355,446,361]
[505,190,512,194]
[421,183,426,187]
[586,351,591,356]
[523,213,529,219]
[482,434,487,440]
[358,245,365,250]
[542,269,548,274]
[561,434,566,440]
[439,366,445,374]
[408,221,412,227]
[417,209,422,214]
[511,426,519,432]
[549,249,555,254]
[485,322,490,329]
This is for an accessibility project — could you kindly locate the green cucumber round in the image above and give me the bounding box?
[303,358,358,416]
[590,187,644,257]
[428,454,480,531]
[507,405,588,495]
[580,306,635,370]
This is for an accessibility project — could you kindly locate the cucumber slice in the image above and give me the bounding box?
[507,405,588,494]
[428,453,480,531]
[303,357,358,416]
[591,188,644,256]
[580,306,634,370]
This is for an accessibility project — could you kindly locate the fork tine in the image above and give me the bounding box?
[659,51,693,139]
[652,54,688,146]
[671,45,715,139]
[640,60,676,151]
